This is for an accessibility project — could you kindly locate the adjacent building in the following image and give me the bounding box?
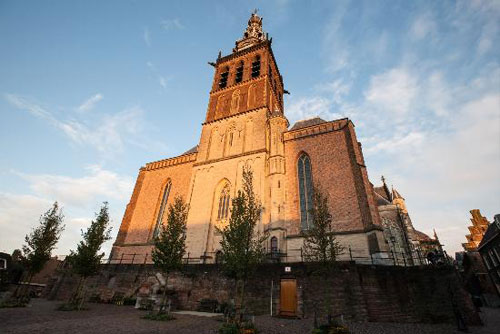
[477,214,500,304]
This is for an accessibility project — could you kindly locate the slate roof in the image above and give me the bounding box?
[289,117,326,131]
[182,145,198,155]
[374,186,391,202]
[374,191,391,206]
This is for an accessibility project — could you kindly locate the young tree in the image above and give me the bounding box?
[20,202,65,300]
[151,195,189,315]
[67,202,112,310]
[302,185,344,323]
[302,185,344,268]
[218,166,267,322]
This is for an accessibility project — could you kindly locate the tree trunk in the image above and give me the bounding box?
[77,277,87,310]
[70,276,84,305]
[159,274,169,315]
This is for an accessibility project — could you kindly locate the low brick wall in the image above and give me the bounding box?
[44,262,481,325]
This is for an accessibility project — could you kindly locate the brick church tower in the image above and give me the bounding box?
[111,13,388,264]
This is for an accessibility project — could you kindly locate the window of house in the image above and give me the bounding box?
[298,154,313,230]
[217,184,231,220]
[252,55,261,78]
[153,181,172,238]
[219,67,229,88]
[271,236,278,255]
[235,61,244,83]
[483,254,492,269]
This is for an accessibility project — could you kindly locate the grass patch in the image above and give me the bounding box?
[142,312,176,321]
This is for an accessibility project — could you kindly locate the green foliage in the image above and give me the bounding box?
[152,196,189,274]
[67,202,112,278]
[302,185,344,270]
[217,166,267,281]
[142,312,176,321]
[219,321,257,334]
[22,202,65,276]
[56,303,88,311]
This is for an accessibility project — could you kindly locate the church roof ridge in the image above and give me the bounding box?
[288,117,349,132]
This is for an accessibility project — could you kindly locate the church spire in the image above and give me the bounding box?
[234,11,267,52]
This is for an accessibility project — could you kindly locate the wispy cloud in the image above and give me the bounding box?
[160,18,184,31]
[4,93,165,156]
[77,93,103,112]
[143,27,151,47]
[0,166,134,255]
[147,61,169,91]
[410,12,437,40]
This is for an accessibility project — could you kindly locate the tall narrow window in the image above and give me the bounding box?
[271,236,278,255]
[217,184,231,220]
[153,181,172,238]
[219,67,229,88]
[252,55,261,78]
[298,154,313,230]
[235,61,244,83]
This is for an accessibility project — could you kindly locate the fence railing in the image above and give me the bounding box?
[105,247,449,267]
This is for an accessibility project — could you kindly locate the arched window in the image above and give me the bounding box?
[235,61,244,83]
[217,184,231,220]
[219,66,229,88]
[298,154,313,230]
[251,55,261,78]
[153,181,172,238]
[270,236,278,255]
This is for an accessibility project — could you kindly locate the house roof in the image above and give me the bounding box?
[374,191,391,206]
[478,222,499,249]
[289,117,326,131]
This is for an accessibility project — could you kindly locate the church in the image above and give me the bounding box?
[111,13,408,264]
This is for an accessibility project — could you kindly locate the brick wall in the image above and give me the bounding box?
[45,262,481,325]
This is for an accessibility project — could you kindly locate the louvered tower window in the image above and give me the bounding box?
[235,61,244,83]
[153,181,172,238]
[298,154,313,230]
[252,55,261,78]
[219,67,229,88]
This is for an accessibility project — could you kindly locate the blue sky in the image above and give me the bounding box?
[1,0,499,257]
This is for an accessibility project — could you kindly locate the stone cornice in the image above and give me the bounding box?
[283,118,351,142]
[202,106,266,126]
[144,152,197,171]
[193,148,267,167]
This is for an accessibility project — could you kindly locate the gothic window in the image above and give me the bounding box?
[153,180,172,238]
[298,154,313,230]
[270,236,278,255]
[247,84,256,108]
[252,55,261,78]
[235,61,244,83]
[219,66,229,89]
[217,184,231,221]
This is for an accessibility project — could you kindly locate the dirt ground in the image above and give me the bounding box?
[1,299,499,334]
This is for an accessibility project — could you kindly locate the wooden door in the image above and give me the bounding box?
[279,278,297,316]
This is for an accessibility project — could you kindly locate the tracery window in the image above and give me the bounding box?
[270,236,278,255]
[217,184,231,221]
[252,55,261,78]
[153,180,172,238]
[298,154,313,230]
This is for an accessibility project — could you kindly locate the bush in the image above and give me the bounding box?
[0,300,27,308]
[312,324,350,334]
[56,303,88,311]
[219,321,257,334]
[142,312,176,321]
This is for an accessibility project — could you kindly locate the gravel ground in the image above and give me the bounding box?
[1,299,498,334]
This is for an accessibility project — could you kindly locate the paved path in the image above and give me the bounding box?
[1,299,498,334]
